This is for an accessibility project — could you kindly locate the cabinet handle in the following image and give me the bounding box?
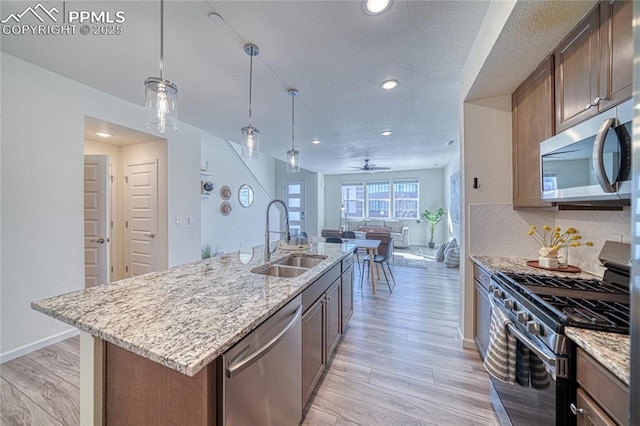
[570,403,585,416]
[585,102,593,110]
[593,96,605,105]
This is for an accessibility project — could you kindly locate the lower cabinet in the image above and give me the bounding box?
[574,348,629,425]
[473,263,491,359]
[302,277,342,405]
[302,295,327,405]
[341,263,354,332]
[302,254,354,406]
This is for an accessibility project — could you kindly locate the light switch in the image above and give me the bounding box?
[188,216,196,225]
[175,217,181,226]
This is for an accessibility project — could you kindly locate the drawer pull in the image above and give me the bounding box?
[570,403,585,416]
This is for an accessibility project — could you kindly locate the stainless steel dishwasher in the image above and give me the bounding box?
[220,295,302,425]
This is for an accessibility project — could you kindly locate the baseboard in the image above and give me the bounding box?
[458,327,477,350]
[0,328,79,364]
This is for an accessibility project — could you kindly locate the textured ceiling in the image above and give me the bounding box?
[1,1,595,174]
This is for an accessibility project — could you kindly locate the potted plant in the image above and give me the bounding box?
[417,208,446,248]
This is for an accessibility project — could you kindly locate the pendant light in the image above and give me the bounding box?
[287,88,300,173]
[241,44,260,159]
[144,0,178,133]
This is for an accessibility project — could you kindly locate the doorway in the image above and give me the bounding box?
[284,180,306,234]
[83,117,168,284]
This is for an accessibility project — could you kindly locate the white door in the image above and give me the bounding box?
[125,160,158,277]
[284,180,305,234]
[84,155,109,287]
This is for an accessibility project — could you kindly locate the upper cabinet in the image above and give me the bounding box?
[512,57,554,209]
[554,0,632,133]
[512,0,632,210]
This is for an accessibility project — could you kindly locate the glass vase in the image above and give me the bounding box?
[557,246,569,268]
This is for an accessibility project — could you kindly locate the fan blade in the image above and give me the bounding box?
[371,166,391,170]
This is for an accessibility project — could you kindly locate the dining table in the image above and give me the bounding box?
[343,238,381,294]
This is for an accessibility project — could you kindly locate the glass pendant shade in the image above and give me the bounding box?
[241,44,260,159]
[241,126,260,159]
[287,148,300,173]
[145,77,178,133]
[145,0,177,133]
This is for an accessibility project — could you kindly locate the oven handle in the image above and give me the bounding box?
[505,322,556,370]
[489,294,567,378]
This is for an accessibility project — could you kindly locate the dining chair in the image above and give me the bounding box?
[341,231,360,262]
[325,237,343,244]
[360,234,396,292]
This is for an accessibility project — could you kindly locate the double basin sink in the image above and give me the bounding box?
[252,254,327,278]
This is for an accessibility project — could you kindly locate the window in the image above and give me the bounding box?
[367,182,390,218]
[342,183,364,218]
[393,180,419,218]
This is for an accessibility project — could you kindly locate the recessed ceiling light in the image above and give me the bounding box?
[363,0,392,15]
[380,79,398,90]
[96,132,112,138]
[208,12,223,24]
[311,139,321,144]
[447,140,456,146]
[381,130,392,136]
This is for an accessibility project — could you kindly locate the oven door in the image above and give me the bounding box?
[488,298,573,426]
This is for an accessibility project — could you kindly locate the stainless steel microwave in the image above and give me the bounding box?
[540,99,632,202]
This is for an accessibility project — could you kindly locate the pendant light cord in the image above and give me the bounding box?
[159,0,164,79]
[248,48,254,127]
[291,93,295,150]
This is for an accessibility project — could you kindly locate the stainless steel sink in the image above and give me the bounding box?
[252,264,309,278]
[276,255,327,269]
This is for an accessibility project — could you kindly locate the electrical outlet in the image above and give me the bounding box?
[175,217,181,226]
[609,233,623,242]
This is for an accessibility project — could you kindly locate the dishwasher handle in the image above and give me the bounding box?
[226,304,302,378]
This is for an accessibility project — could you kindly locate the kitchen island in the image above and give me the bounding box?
[32,242,355,425]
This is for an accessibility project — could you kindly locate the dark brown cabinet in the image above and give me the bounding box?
[301,258,350,405]
[512,57,554,209]
[326,280,342,357]
[554,1,632,133]
[473,263,491,359]
[341,254,354,332]
[574,348,629,425]
[598,0,633,109]
[302,295,326,405]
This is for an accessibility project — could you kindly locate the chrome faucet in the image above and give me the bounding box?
[264,199,290,262]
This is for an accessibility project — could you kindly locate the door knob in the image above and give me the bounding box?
[144,233,156,238]
[90,238,105,244]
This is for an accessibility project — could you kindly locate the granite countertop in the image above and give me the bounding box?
[32,242,353,377]
[471,255,598,279]
[566,327,630,386]
[471,255,629,387]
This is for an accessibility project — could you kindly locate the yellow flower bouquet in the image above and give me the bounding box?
[528,225,593,268]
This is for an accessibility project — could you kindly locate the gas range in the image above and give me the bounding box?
[486,242,631,426]
[493,271,630,336]
[489,242,631,357]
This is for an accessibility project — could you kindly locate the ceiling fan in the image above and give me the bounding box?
[349,158,391,172]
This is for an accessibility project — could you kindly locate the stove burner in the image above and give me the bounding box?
[499,272,629,294]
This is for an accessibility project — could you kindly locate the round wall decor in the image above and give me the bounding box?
[220,201,232,216]
[220,185,232,200]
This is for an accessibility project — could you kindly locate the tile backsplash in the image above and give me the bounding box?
[469,203,630,276]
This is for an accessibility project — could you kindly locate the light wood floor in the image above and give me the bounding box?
[1,259,499,426]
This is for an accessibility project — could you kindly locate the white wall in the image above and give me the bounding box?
[200,134,275,255]
[323,169,445,246]
[1,53,201,360]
